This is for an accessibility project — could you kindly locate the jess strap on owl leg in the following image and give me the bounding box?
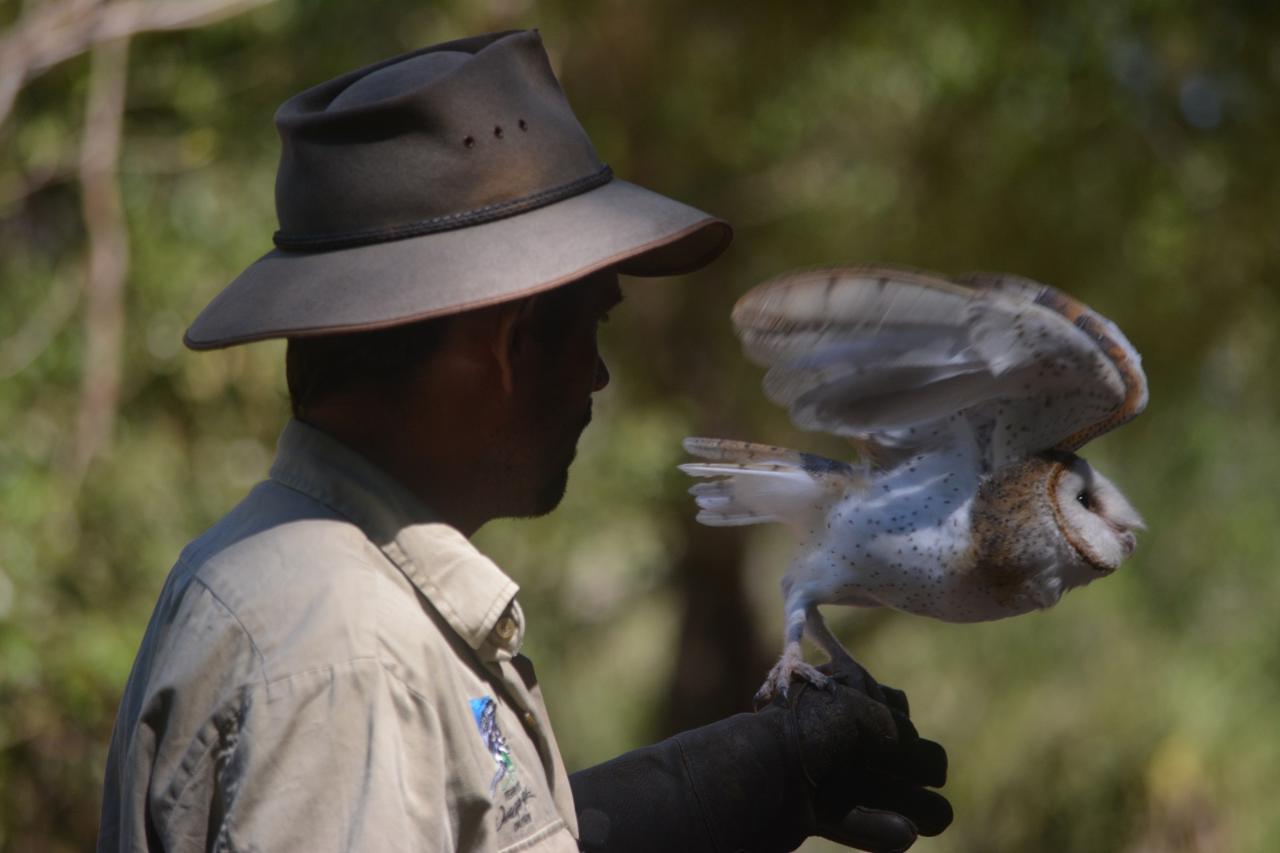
[569,667,951,853]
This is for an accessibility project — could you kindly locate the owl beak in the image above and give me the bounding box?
[1096,516,1139,560]
[1119,530,1137,557]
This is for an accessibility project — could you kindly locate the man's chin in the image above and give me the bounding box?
[503,439,579,519]
[505,463,572,520]
[530,467,572,517]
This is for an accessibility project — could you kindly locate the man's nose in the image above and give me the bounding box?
[592,355,610,392]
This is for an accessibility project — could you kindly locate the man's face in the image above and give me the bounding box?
[507,270,621,517]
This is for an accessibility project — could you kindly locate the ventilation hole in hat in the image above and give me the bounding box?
[518,119,528,131]
[463,135,476,148]
[494,125,504,139]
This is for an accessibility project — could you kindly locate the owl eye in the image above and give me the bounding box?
[1076,490,1094,510]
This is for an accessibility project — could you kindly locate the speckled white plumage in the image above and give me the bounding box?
[681,267,1148,702]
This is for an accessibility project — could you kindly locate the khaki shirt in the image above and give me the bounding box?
[98,420,581,852]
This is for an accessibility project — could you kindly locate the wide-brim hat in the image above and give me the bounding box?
[184,30,732,350]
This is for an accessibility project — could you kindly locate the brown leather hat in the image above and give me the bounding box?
[184,29,732,350]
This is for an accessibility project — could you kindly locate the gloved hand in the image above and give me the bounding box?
[785,659,951,851]
[570,660,951,853]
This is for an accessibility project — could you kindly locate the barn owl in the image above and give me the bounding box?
[681,267,1148,703]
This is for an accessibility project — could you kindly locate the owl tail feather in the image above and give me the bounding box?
[679,437,866,530]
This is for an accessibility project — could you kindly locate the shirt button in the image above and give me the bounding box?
[522,710,538,729]
[494,616,517,641]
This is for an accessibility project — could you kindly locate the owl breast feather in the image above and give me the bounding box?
[805,453,1085,622]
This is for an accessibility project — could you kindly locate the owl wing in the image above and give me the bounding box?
[732,266,1148,470]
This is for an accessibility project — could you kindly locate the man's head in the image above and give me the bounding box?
[289,270,622,529]
[181,31,728,533]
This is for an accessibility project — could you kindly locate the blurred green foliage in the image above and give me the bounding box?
[2,0,1278,850]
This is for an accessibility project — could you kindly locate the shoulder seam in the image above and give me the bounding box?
[378,658,440,707]
[267,475,368,533]
[191,575,267,675]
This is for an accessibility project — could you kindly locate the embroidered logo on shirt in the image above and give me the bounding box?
[469,696,514,795]
[469,695,537,834]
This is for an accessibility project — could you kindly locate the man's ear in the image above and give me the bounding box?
[490,297,538,396]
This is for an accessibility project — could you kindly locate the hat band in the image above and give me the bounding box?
[273,164,614,252]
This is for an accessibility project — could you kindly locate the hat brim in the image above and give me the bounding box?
[183,179,731,349]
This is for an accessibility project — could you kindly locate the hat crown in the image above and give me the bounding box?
[183,31,730,351]
[272,30,607,249]
[325,51,472,111]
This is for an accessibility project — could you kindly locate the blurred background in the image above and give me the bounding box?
[2,0,1278,850]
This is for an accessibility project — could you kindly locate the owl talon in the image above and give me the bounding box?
[755,658,833,707]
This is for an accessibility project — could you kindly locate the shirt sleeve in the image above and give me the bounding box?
[170,660,454,853]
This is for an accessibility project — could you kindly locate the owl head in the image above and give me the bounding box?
[971,452,1145,615]
[1048,452,1146,573]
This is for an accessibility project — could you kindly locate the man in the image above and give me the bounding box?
[98,30,952,853]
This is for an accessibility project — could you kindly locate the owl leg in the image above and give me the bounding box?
[805,608,856,668]
[755,597,833,707]
[804,609,875,695]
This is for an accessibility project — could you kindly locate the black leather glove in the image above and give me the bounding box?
[790,659,951,850]
[570,660,951,853]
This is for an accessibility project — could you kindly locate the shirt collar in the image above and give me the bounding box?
[269,418,521,652]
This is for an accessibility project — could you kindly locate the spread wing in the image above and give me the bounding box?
[732,266,1148,470]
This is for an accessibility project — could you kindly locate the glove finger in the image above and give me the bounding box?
[858,706,918,752]
[888,709,919,742]
[879,684,910,717]
[860,736,947,790]
[819,806,918,853]
[818,658,888,704]
[853,778,954,837]
[797,678,902,746]
[901,736,947,789]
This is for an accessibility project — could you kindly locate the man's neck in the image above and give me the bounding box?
[298,405,491,538]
